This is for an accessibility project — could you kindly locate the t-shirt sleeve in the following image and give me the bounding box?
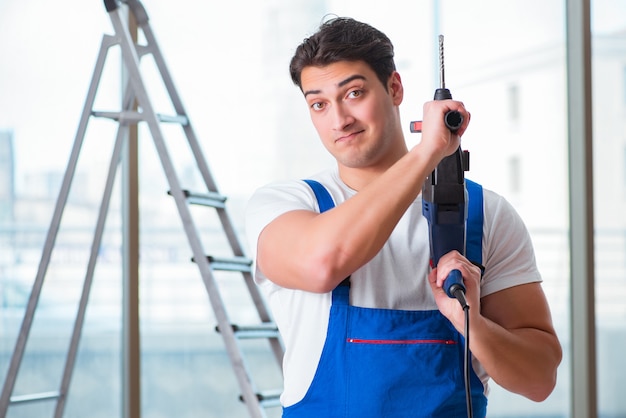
[481,191,542,297]
[244,181,319,286]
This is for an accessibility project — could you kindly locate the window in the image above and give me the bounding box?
[0,131,14,224]
[508,84,520,122]
[4,1,625,417]
[593,2,626,416]
[623,65,626,105]
[509,155,522,194]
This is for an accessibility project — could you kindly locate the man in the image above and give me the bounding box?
[245,17,561,417]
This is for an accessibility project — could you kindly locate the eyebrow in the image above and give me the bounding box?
[303,74,367,98]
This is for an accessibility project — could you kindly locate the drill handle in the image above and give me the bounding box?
[434,88,463,133]
[444,269,466,298]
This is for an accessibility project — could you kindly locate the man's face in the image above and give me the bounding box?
[300,60,404,171]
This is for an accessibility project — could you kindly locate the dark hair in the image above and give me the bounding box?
[289,17,396,90]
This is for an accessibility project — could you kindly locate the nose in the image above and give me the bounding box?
[331,103,355,131]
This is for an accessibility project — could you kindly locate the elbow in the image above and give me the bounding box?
[525,372,558,402]
[525,339,563,402]
[301,259,346,293]
[257,246,348,293]
[300,249,351,293]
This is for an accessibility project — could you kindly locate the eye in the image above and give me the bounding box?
[310,102,325,111]
[347,89,363,99]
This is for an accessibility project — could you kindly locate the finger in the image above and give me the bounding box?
[428,268,448,297]
[436,254,478,287]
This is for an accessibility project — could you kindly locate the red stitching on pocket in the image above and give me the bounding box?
[347,338,457,345]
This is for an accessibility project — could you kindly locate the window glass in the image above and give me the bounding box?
[0,2,121,418]
[437,1,569,416]
[1,0,576,417]
[592,1,626,416]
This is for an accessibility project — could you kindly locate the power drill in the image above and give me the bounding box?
[411,35,470,307]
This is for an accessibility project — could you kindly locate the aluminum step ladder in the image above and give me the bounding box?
[0,1,283,417]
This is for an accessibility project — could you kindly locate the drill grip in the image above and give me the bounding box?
[443,269,466,298]
[434,88,463,132]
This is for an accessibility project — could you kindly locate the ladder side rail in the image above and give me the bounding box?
[240,272,285,368]
[240,269,277,324]
[213,207,250,258]
[195,262,267,418]
[147,20,285,372]
[107,8,267,418]
[54,90,133,418]
[214,211,283,357]
[136,0,284,373]
[130,6,270,320]
[133,1,280,336]
[134,6,229,199]
[0,34,119,416]
[135,12,267,290]
[142,28,243,242]
[127,3,195,136]
[143,7,287,402]
[218,226,282,364]
[132,1,281,361]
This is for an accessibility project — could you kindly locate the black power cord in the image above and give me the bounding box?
[450,287,473,418]
[415,33,475,418]
[462,303,473,418]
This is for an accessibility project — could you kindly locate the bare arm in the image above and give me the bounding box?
[257,100,468,293]
[258,147,435,293]
[474,282,562,401]
[428,255,562,401]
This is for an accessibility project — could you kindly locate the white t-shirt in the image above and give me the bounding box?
[245,167,542,407]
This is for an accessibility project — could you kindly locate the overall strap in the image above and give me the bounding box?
[303,179,335,213]
[465,179,484,267]
[303,179,350,290]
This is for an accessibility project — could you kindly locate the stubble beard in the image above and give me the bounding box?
[334,129,398,170]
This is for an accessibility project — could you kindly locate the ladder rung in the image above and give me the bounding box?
[10,391,61,405]
[156,113,189,124]
[91,110,188,125]
[217,323,280,339]
[171,190,227,208]
[193,255,252,272]
[91,110,143,122]
[239,389,282,408]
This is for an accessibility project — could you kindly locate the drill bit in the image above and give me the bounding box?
[433,34,462,132]
[439,34,446,90]
[409,34,462,133]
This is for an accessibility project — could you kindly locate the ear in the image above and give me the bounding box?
[388,71,404,105]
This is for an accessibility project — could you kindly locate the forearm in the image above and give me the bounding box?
[319,146,436,264]
[259,144,437,291]
[470,312,562,401]
[431,251,562,401]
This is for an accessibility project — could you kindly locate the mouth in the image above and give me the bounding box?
[335,130,364,143]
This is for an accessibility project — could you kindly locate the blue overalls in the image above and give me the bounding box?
[282,180,488,418]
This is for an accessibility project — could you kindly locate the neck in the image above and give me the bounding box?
[338,140,409,191]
